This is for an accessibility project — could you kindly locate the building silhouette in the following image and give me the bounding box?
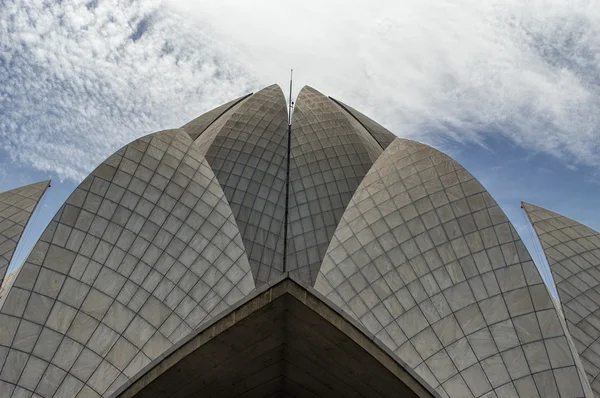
[0,85,595,397]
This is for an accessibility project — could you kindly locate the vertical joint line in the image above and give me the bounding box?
[283,69,293,273]
[283,122,291,273]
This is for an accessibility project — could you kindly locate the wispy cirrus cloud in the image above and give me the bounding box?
[2,0,600,182]
[172,0,600,167]
[0,0,257,182]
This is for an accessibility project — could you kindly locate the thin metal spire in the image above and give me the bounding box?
[288,69,294,126]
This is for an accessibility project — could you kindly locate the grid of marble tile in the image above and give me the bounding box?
[0,181,50,288]
[202,85,288,286]
[193,95,251,156]
[315,138,591,398]
[287,86,384,286]
[0,271,17,304]
[551,292,595,398]
[0,130,254,398]
[329,100,385,154]
[523,202,600,396]
[329,97,396,149]
[181,93,252,141]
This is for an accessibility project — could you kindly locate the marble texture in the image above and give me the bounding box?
[0,181,50,288]
[0,84,590,397]
[0,130,253,397]
[181,93,251,141]
[523,202,600,396]
[287,86,383,285]
[329,97,396,149]
[315,139,592,397]
[196,85,289,286]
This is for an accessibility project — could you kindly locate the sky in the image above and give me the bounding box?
[2,0,600,296]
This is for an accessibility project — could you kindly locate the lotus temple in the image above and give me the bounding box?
[0,84,598,397]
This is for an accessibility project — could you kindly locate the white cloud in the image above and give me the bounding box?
[1,0,600,182]
[0,0,257,181]
[172,0,600,166]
